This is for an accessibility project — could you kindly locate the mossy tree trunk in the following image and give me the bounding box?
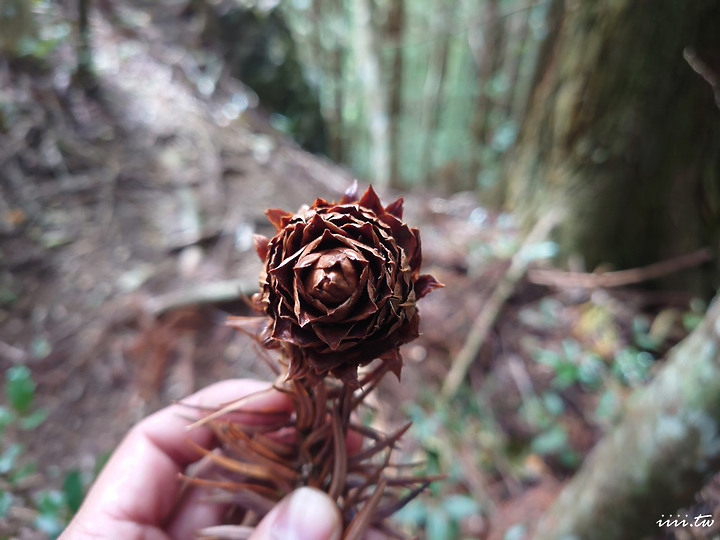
[505,0,720,291]
[534,298,720,539]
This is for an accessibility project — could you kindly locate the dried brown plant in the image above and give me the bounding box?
[188,183,442,539]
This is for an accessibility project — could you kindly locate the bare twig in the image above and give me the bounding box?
[0,341,26,363]
[527,248,712,289]
[442,210,562,399]
[32,172,107,200]
[684,47,720,109]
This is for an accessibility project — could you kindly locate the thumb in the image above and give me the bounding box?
[250,487,343,540]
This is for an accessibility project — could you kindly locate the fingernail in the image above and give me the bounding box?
[268,487,342,540]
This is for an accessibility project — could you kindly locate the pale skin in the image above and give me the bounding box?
[60,379,346,540]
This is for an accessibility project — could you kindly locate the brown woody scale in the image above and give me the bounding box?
[252,183,441,385]
[191,184,442,539]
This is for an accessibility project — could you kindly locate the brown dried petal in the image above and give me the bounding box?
[266,208,293,230]
[415,274,444,299]
[384,197,404,219]
[254,235,270,261]
[301,249,360,306]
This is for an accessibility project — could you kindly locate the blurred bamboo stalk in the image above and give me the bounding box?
[351,0,390,188]
[386,0,404,187]
[282,0,544,190]
[468,0,506,190]
[419,0,451,187]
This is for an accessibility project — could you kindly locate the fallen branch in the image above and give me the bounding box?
[32,173,106,200]
[527,248,712,289]
[441,210,562,399]
[146,279,257,316]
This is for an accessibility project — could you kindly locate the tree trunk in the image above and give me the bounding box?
[76,0,97,91]
[505,1,720,291]
[534,297,720,539]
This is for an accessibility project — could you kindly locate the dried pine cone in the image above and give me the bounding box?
[252,183,442,384]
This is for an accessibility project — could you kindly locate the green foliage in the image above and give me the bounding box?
[519,391,579,467]
[395,492,480,540]
[33,490,67,536]
[511,294,695,476]
[535,339,605,390]
[0,406,14,431]
[399,391,488,537]
[0,442,23,474]
[63,470,84,514]
[0,490,13,517]
[19,408,49,430]
[5,366,37,414]
[0,0,69,61]
[0,365,90,537]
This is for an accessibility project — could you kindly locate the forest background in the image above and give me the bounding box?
[1,0,720,538]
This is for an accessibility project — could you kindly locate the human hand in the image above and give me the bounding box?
[61,379,343,540]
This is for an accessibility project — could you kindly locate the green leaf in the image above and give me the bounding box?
[34,513,64,538]
[443,494,480,520]
[531,425,569,456]
[559,448,581,468]
[393,498,427,525]
[5,365,36,414]
[0,491,12,517]
[19,407,48,430]
[561,339,582,360]
[542,392,565,417]
[0,405,15,431]
[30,336,52,359]
[632,317,659,351]
[426,507,451,540]
[536,349,561,368]
[682,311,704,331]
[578,354,604,388]
[551,361,580,389]
[93,451,111,479]
[9,461,36,484]
[613,348,653,387]
[504,523,527,540]
[33,489,65,515]
[521,396,552,430]
[0,442,23,474]
[595,389,622,423]
[62,470,84,514]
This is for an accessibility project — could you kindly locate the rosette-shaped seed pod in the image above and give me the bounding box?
[252,183,442,384]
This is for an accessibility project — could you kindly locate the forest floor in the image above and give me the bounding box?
[0,2,717,539]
